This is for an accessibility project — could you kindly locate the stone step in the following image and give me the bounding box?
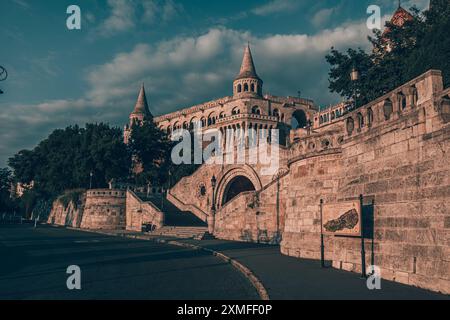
[149,226,210,240]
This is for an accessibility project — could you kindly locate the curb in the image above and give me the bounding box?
[65,227,270,300]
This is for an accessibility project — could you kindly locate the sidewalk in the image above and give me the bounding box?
[86,229,449,300]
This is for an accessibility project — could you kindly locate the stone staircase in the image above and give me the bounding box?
[150,226,210,240]
[136,193,211,240]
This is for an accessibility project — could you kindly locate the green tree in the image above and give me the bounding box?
[128,119,172,186]
[326,3,450,105]
[0,168,14,212]
[8,123,131,198]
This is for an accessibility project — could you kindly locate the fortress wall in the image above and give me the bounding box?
[79,189,126,230]
[281,71,450,294]
[47,192,86,228]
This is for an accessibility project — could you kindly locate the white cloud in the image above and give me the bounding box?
[97,0,136,37]
[252,0,300,16]
[312,8,336,27]
[1,19,372,166]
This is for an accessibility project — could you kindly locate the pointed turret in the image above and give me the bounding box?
[233,44,263,98]
[235,44,260,81]
[125,84,153,144]
[132,84,151,117]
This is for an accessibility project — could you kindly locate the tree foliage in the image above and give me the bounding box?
[0,167,14,212]
[8,123,131,198]
[326,3,450,106]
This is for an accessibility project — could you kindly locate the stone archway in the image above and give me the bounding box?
[222,176,256,205]
[215,166,262,209]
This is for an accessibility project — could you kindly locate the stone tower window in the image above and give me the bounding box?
[346,117,355,136]
[251,83,255,92]
[237,84,242,93]
[244,83,249,92]
[399,92,407,110]
[367,107,374,127]
[383,99,393,120]
[357,112,364,130]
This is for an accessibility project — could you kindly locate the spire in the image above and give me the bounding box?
[235,44,260,81]
[132,84,151,116]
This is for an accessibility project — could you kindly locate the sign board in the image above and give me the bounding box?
[322,201,361,236]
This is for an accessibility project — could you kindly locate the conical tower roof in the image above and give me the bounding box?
[235,44,261,81]
[132,84,151,116]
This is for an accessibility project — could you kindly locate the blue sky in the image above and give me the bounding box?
[0,0,430,166]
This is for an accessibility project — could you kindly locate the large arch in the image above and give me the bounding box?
[291,110,308,129]
[215,166,262,209]
[222,176,256,205]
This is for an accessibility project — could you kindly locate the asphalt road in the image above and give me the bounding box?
[0,225,259,300]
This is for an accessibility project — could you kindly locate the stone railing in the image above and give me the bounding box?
[288,130,343,165]
[126,190,164,231]
[340,69,444,139]
[154,96,233,123]
[215,113,279,125]
[166,191,209,222]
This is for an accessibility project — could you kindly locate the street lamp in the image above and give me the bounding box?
[211,175,217,212]
[89,171,93,189]
[350,66,360,110]
[208,175,217,235]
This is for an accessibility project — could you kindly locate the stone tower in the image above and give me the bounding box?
[233,44,263,98]
[124,84,152,144]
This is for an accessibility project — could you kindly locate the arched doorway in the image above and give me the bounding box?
[222,176,256,206]
[291,110,308,129]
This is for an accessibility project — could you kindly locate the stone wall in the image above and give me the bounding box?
[47,192,86,228]
[281,70,450,294]
[79,189,126,230]
[126,190,164,231]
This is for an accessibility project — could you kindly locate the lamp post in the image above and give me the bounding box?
[89,171,93,189]
[208,175,217,234]
[350,66,360,110]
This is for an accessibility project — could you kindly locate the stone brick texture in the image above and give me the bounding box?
[170,70,450,294]
[80,189,127,230]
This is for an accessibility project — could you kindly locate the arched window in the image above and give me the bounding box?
[273,109,280,119]
[367,107,374,127]
[399,92,407,110]
[291,110,308,129]
[346,117,354,136]
[237,84,242,93]
[232,107,239,115]
[252,106,260,115]
[244,83,249,92]
[251,83,255,92]
[201,117,206,127]
[357,112,364,129]
[412,85,418,107]
[219,112,226,119]
[383,99,393,120]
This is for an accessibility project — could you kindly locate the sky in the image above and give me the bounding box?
[0,0,430,167]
